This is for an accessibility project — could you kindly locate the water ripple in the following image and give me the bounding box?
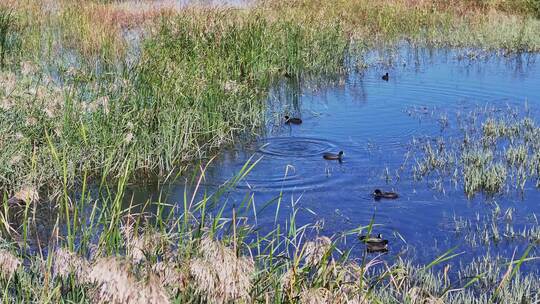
[257,136,339,159]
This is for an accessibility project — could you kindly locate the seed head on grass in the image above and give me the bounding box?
[88,257,139,304]
[138,273,171,304]
[85,96,110,114]
[190,237,254,304]
[9,154,22,165]
[20,61,37,77]
[10,185,39,205]
[128,231,164,264]
[303,236,332,266]
[121,220,169,264]
[0,72,17,94]
[299,288,331,304]
[124,132,134,144]
[152,261,189,294]
[0,248,21,279]
[52,248,90,283]
[280,267,297,293]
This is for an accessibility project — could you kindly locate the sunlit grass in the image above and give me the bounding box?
[0,0,539,302]
[412,106,540,197]
[263,0,540,52]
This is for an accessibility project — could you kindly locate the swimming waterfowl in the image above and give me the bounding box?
[284,115,302,125]
[359,233,389,252]
[382,72,389,81]
[373,189,398,199]
[323,151,344,161]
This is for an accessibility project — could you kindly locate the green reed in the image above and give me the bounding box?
[132,10,347,172]
[0,7,348,195]
[0,8,14,68]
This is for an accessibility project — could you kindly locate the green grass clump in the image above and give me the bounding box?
[413,139,456,180]
[411,107,540,197]
[131,9,347,171]
[506,145,528,168]
[0,7,17,68]
[463,156,507,196]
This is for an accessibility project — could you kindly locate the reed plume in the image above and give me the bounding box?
[303,236,332,266]
[0,248,20,280]
[52,248,90,283]
[190,237,254,304]
[88,257,140,304]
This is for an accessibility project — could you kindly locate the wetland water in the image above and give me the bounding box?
[128,46,540,267]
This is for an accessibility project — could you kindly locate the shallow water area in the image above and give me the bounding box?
[130,46,540,269]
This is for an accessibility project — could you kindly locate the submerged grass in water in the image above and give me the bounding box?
[412,106,540,197]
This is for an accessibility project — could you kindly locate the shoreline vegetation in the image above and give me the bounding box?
[1,0,540,303]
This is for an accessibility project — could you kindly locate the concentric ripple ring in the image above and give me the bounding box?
[257,137,339,159]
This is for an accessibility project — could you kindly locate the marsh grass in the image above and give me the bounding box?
[132,9,348,172]
[0,0,537,194]
[0,4,349,194]
[412,106,540,197]
[263,0,540,52]
[1,162,540,303]
[0,7,16,68]
[1,0,540,302]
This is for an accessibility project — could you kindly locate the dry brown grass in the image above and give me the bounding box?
[54,0,175,57]
[52,248,90,282]
[261,0,540,49]
[0,248,20,279]
[190,237,254,304]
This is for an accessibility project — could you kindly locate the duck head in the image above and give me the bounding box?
[373,189,383,196]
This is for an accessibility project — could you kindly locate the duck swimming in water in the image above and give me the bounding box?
[359,233,389,252]
[382,72,389,81]
[323,151,344,161]
[284,115,302,125]
[373,189,398,199]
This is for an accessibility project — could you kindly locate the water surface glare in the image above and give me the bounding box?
[139,47,540,267]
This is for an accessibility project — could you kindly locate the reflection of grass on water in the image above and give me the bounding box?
[1,160,540,303]
[1,0,540,302]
